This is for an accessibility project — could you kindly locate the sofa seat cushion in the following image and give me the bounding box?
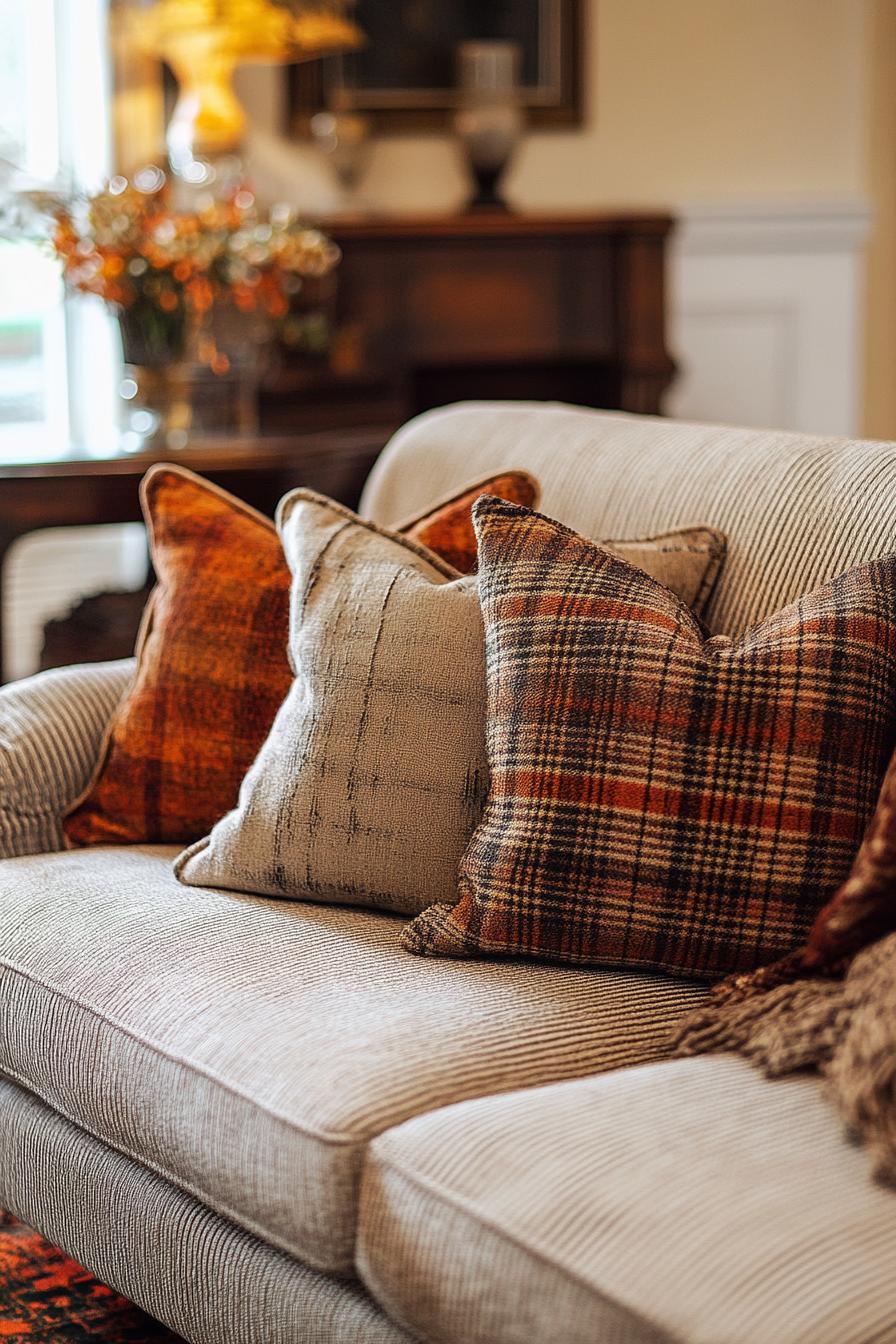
[358,1057,896,1344]
[0,847,706,1277]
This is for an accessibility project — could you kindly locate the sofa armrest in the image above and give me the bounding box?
[0,660,134,859]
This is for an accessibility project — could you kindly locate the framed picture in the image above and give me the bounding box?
[287,0,584,133]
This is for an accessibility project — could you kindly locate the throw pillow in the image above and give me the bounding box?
[63,465,540,847]
[402,498,896,979]
[175,492,730,916]
[174,490,487,915]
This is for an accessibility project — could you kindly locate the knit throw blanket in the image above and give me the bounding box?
[675,929,896,1184]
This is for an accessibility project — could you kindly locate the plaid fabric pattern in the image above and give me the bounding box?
[402,498,896,979]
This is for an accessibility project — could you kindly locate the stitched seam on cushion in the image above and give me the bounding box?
[0,1066,356,1279]
[276,489,463,580]
[365,1153,681,1344]
[63,620,153,834]
[0,960,363,1146]
[140,464,277,536]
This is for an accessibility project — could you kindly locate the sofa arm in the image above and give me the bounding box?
[0,660,134,860]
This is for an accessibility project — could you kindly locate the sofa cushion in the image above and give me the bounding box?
[0,846,706,1277]
[358,1056,896,1344]
[0,1078,411,1344]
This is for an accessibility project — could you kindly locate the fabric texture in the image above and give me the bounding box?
[398,469,540,572]
[676,930,896,1184]
[358,1056,896,1344]
[361,401,896,639]
[0,845,706,1276]
[802,744,896,967]
[688,738,896,1008]
[175,490,485,915]
[63,466,537,850]
[0,660,133,860]
[64,466,295,847]
[404,497,896,978]
[0,1215,181,1342]
[0,1078,410,1344]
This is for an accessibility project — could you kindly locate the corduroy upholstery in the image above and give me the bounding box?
[358,1057,896,1344]
[0,845,706,1277]
[0,660,133,860]
[361,402,896,637]
[0,1078,410,1344]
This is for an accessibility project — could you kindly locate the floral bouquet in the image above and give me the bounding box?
[42,166,341,372]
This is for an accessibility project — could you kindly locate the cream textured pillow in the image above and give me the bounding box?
[175,491,488,915]
[175,492,727,915]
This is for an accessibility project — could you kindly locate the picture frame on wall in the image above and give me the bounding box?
[287,0,584,133]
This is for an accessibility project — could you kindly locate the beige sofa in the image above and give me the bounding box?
[2,402,895,1344]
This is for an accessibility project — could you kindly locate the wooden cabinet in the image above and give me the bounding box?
[261,212,676,429]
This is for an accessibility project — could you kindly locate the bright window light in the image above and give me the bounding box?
[0,0,117,461]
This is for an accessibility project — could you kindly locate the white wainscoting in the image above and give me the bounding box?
[666,199,870,437]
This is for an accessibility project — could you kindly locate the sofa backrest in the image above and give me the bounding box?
[360,401,896,636]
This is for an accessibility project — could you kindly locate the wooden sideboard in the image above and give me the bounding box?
[260,211,677,429]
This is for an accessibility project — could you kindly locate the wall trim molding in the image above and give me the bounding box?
[667,196,871,438]
[674,197,871,256]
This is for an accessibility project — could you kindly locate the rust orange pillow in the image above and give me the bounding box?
[64,464,540,846]
[398,470,539,571]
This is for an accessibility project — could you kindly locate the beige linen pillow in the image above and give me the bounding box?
[175,491,487,914]
[175,492,727,915]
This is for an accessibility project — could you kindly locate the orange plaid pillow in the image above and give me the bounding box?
[399,471,539,571]
[64,465,539,846]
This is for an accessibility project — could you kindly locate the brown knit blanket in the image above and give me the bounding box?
[675,930,896,1184]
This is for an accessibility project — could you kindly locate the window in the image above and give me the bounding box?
[0,0,118,460]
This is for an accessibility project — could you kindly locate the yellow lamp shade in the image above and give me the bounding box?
[131,0,363,64]
[117,0,364,162]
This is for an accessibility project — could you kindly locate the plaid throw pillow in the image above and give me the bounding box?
[402,498,896,980]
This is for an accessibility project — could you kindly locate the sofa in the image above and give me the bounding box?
[2,400,895,1344]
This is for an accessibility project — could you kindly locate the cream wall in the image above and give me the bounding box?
[239,0,892,435]
[365,0,869,212]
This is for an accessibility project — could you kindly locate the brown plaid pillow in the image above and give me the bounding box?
[402,498,896,980]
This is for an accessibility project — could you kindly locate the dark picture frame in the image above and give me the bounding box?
[287,0,584,134]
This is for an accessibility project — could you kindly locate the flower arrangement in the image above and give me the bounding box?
[41,166,341,370]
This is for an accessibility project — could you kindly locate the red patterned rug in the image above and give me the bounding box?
[0,1213,183,1342]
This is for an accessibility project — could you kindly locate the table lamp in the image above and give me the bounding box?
[119,0,364,174]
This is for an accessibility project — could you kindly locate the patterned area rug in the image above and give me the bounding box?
[0,1213,183,1341]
